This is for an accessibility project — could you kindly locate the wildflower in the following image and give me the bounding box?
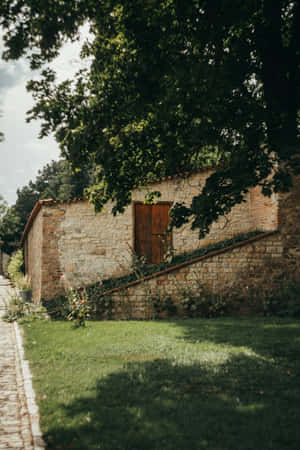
[99,282,103,287]
[82,300,85,304]
[61,274,66,280]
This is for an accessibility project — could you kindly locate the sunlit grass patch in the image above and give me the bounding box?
[23,318,300,450]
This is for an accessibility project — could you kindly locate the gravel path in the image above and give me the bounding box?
[0,276,44,450]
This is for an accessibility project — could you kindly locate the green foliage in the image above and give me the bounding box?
[85,285,114,319]
[263,280,300,318]
[65,287,90,327]
[7,249,24,283]
[43,285,113,321]
[3,290,48,323]
[0,206,21,254]
[15,274,31,291]
[180,292,229,318]
[41,295,71,320]
[149,292,177,319]
[0,194,7,220]
[1,1,299,236]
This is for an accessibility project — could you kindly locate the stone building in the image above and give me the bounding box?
[21,167,280,303]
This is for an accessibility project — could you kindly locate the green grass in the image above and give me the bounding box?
[23,318,300,449]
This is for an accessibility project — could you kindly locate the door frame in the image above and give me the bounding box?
[132,201,173,263]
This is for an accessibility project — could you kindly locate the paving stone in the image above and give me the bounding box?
[0,276,36,449]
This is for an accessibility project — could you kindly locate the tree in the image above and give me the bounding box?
[0,207,21,255]
[1,1,299,236]
[0,194,7,220]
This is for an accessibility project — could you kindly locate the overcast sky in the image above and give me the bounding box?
[0,31,87,205]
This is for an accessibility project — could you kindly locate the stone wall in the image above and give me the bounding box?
[109,232,285,319]
[25,208,43,303]
[57,200,132,289]
[105,176,300,319]
[250,186,278,231]
[40,203,66,301]
[278,174,300,271]
[24,169,282,302]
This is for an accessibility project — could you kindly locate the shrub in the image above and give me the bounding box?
[263,280,300,317]
[3,290,48,323]
[15,274,31,291]
[85,284,114,319]
[42,295,70,320]
[43,290,114,321]
[179,290,229,318]
[149,292,177,318]
[66,287,90,327]
[7,249,24,283]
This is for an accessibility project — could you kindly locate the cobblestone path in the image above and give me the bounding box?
[0,276,34,449]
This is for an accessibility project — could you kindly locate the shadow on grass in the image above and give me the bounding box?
[174,318,300,359]
[45,352,300,450]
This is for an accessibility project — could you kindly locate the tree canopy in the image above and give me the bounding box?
[1,0,299,236]
[0,195,8,222]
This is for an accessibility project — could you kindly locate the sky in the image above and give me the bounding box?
[0,30,87,205]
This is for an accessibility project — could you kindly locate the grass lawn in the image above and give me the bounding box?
[22,318,300,450]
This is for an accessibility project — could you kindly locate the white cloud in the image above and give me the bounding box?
[0,24,90,205]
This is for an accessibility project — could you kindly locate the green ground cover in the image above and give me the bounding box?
[23,318,300,450]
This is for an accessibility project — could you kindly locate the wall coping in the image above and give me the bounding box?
[103,230,279,295]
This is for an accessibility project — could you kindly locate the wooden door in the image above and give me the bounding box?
[135,203,171,264]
